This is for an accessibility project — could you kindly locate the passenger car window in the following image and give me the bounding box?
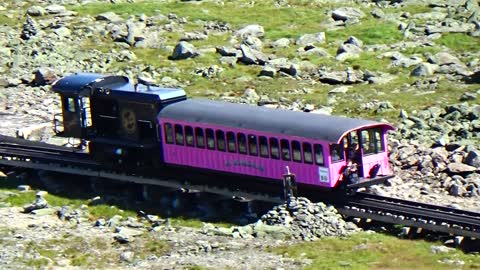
[164,123,174,144]
[248,135,258,156]
[281,139,291,161]
[185,126,194,147]
[303,142,313,164]
[314,144,324,165]
[374,129,384,153]
[292,141,302,162]
[195,127,205,148]
[361,129,384,155]
[270,138,279,159]
[216,130,226,151]
[330,144,343,163]
[174,124,184,145]
[227,131,236,152]
[206,128,215,150]
[237,133,247,154]
[259,136,269,158]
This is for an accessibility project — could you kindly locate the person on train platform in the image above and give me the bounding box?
[346,142,360,163]
[340,160,359,184]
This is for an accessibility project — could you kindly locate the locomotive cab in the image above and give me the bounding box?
[52,73,186,169]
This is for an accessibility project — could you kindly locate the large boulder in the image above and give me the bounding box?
[332,7,365,21]
[170,41,199,60]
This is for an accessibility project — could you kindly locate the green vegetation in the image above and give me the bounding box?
[437,33,480,53]
[275,232,480,270]
[326,20,404,45]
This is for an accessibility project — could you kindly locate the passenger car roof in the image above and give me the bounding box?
[159,99,394,143]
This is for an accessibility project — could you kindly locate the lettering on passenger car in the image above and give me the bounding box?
[225,160,265,172]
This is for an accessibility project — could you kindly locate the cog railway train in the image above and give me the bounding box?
[52,73,394,193]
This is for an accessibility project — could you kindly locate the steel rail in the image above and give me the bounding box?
[337,192,480,238]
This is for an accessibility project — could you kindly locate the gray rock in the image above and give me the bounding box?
[120,251,135,262]
[328,86,351,94]
[243,88,259,101]
[448,163,477,173]
[336,44,362,61]
[371,8,385,19]
[431,245,453,254]
[181,31,208,41]
[45,5,66,14]
[295,32,325,46]
[23,192,48,213]
[54,27,71,38]
[465,151,480,168]
[270,38,290,48]
[460,92,477,101]
[428,52,463,66]
[216,46,240,57]
[465,0,480,12]
[450,183,467,196]
[332,7,365,21]
[259,66,276,77]
[34,68,58,86]
[27,6,46,16]
[411,63,436,77]
[239,44,268,65]
[96,12,123,23]
[242,35,263,50]
[345,36,363,48]
[170,41,199,60]
[31,208,56,216]
[235,24,264,38]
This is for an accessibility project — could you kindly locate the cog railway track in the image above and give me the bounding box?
[1,135,480,239]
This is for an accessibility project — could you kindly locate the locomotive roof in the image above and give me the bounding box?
[52,73,186,102]
[159,99,394,143]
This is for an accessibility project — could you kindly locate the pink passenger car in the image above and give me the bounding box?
[159,99,394,190]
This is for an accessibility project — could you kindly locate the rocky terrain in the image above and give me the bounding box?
[0,0,479,269]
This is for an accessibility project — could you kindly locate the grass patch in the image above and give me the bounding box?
[325,20,403,45]
[275,232,480,270]
[436,33,480,53]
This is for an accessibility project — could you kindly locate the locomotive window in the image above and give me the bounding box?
[195,127,205,148]
[66,97,76,113]
[174,124,184,145]
[281,139,291,161]
[237,133,247,154]
[259,136,269,158]
[248,135,258,156]
[303,143,313,164]
[314,144,324,165]
[269,138,279,159]
[185,126,194,147]
[227,131,236,152]
[216,130,226,151]
[292,141,302,162]
[164,123,174,144]
[206,128,215,150]
[330,144,343,163]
